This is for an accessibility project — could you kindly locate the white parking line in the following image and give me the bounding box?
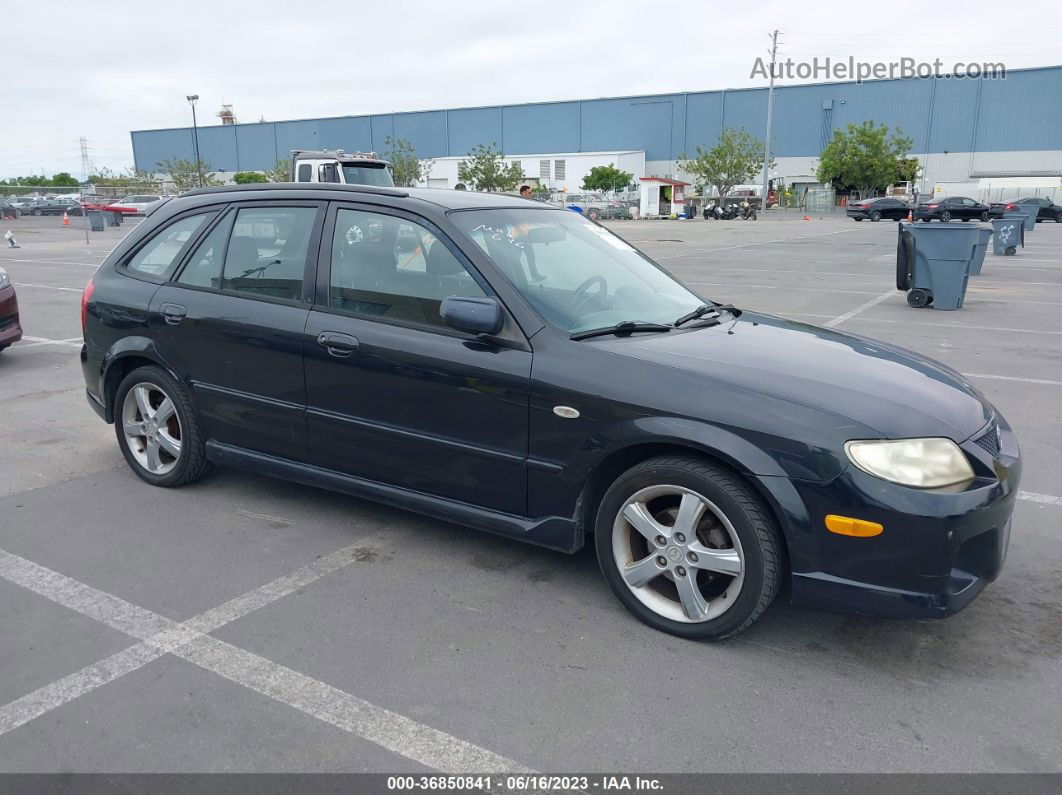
[823,289,897,328]
[17,336,82,349]
[1019,491,1062,507]
[964,373,1062,386]
[787,313,1062,336]
[0,541,531,773]
[14,282,83,292]
[0,257,99,267]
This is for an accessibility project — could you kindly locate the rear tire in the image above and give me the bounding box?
[594,455,783,640]
[114,365,212,488]
[940,211,951,222]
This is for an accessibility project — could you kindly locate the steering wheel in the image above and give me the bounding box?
[567,275,608,316]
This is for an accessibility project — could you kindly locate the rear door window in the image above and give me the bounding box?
[220,207,318,302]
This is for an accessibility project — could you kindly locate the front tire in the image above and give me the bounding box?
[870,211,882,222]
[114,366,212,487]
[594,456,783,640]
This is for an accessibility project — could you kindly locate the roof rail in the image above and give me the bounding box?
[182,183,409,198]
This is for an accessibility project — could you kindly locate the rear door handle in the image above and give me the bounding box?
[160,303,186,325]
[317,331,359,357]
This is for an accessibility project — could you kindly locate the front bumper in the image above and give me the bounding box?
[788,416,1021,619]
[0,286,23,346]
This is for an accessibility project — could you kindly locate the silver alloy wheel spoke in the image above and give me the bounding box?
[673,492,706,535]
[123,421,146,437]
[622,502,668,544]
[623,554,665,588]
[687,541,743,576]
[154,398,175,423]
[145,438,162,472]
[134,386,154,419]
[156,430,182,458]
[674,569,709,621]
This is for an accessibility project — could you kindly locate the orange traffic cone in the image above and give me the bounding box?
[62,211,69,225]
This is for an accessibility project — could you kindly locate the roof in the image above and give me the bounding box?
[639,177,690,186]
[177,182,556,211]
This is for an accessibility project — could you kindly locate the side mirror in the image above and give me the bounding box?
[440,296,503,336]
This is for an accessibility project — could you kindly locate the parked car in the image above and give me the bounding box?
[846,197,910,222]
[555,193,629,221]
[0,267,23,352]
[0,200,20,219]
[9,197,44,213]
[80,184,1021,640]
[989,197,1062,223]
[914,196,991,222]
[106,195,164,216]
[31,197,80,216]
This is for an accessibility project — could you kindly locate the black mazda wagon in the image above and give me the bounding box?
[80,184,1020,639]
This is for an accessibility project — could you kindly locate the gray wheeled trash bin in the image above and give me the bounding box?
[106,211,119,227]
[896,222,978,310]
[969,226,993,275]
[1016,203,1039,233]
[87,210,105,232]
[991,217,1024,256]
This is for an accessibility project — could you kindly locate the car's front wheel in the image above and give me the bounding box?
[114,366,212,487]
[595,456,783,639]
[870,211,882,222]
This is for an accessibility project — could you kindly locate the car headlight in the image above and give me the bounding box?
[844,438,974,488]
[0,267,9,289]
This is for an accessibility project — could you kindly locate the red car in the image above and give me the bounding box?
[0,267,23,352]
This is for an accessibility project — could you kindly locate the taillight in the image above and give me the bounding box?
[81,279,95,335]
[1005,203,1015,210]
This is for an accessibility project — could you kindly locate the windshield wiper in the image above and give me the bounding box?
[570,321,673,341]
[673,303,740,327]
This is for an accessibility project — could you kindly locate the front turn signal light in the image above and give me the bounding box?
[825,515,884,537]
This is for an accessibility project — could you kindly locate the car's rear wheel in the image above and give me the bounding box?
[33,209,42,216]
[853,217,863,222]
[594,456,783,639]
[1055,211,1062,223]
[114,366,212,487]
[940,211,951,222]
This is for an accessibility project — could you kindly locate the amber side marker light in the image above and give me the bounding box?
[825,515,884,537]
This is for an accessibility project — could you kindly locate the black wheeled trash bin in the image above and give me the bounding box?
[991,217,1024,256]
[896,222,978,310]
[969,226,993,275]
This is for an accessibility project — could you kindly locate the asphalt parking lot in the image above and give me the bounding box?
[1,211,1060,774]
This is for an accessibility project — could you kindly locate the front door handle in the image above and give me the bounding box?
[317,331,359,357]
[160,303,186,325]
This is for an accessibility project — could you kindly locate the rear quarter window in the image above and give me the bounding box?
[124,213,215,279]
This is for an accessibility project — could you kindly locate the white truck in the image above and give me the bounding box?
[290,150,395,187]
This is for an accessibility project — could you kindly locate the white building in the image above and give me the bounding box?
[417,150,645,192]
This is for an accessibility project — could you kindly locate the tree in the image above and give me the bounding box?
[457,143,525,192]
[157,159,223,192]
[51,172,79,187]
[677,128,771,201]
[385,136,434,187]
[85,166,161,188]
[233,171,269,184]
[581,165,634,193]
[267,158,291,182]
[816,122,915,199]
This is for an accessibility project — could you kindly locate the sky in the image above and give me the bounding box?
[3,0,1059,178]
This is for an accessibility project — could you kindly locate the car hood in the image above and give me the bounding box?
[594,311,992,441]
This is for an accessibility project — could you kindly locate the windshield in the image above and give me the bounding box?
[341,163,395,187]
[451,208,706,333]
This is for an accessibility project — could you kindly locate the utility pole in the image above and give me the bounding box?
[760,30,779,212]
[187,94,203,188]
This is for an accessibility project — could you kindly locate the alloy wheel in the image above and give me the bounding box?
[612,485,745,623]
[121,382,182,475]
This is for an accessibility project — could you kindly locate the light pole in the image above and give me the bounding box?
[186,94,203,188]
[760,30,779,212]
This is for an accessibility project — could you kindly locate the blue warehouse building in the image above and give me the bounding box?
[132,66,1062,193]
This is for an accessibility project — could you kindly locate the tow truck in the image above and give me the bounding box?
[290,150,395,186]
